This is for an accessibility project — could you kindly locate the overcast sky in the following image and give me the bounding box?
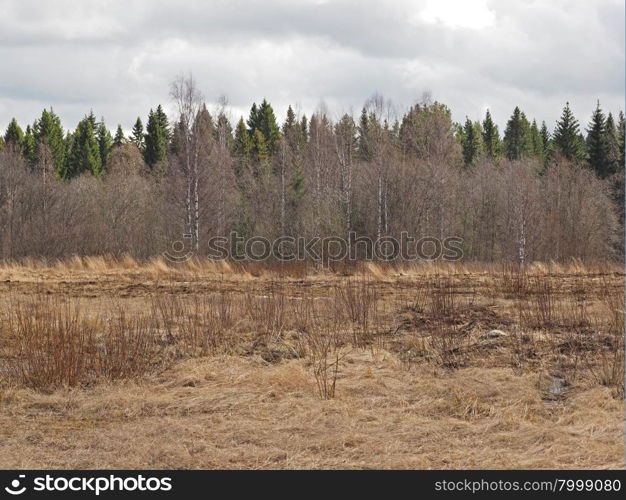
[0,0,623,134]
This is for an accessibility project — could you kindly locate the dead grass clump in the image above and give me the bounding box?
[303,326,346,399]
[151,294,236,356]
[245,283,287,342]
[3,297,158,389]
[333,277,381,348]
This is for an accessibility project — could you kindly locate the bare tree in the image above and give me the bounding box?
[170,73,203,251]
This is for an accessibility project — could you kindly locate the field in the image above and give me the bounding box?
[0,257,623,469]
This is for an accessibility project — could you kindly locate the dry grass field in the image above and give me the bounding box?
[0,257,623,469]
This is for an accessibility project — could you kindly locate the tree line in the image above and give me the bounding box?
[0,77,622,263]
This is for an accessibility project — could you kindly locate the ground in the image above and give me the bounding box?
[0,258,623,469]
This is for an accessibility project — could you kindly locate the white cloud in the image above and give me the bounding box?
[416,0,495,29]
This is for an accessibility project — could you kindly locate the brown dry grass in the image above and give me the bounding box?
[0,258,623,469]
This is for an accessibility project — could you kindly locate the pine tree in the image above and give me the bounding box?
[33,109,66,176]
[553,102,585,161]
[503,106,531,160]
[3,118,23,149]
[66,113,102,178]
[144,108,168,167]
[113,125,125,147]
[130,117,145,152]
[481,109,500,159]
[96,119,112,174]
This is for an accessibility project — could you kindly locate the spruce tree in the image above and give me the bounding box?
[144,108,168,167]
[130,117,145,152]
[33,109,66,176]
[246,100,280,155]
[155,104,170,143]
[252,128,270,173]
[605,112,620,178]
[300,115,308,143]
[358,108,371,161]
[503,107,531,160]
[113,125,125,147]
[481,109,500,159]
[282,105,306,219]
[233,117,253,180]
[529,119,544,159]
[553,102,585,161]
[96,119,112,174]
[585,101,610,178]
[21,125,37,167]
[66,113,102,178]
[4,118,24,149]
[461,117,481,166]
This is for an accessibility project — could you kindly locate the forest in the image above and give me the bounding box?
[0,76,623,263]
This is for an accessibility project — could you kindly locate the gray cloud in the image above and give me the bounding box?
[0,0,623,133]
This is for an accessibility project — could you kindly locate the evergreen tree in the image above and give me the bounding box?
[461,117,481,166]
[282,105,297,136]
[300,115,308,143]
[155,104,170,143]
[233,117,253,179]
[96,119,112,174]
[252,128,270,173]
[33,108,66,176]
[246,99,280,155]
[481,109,500,159]
[586,101,610,178]
[144,108,168,167]
[529,119,543,158]
[113,125,125,147]
[130,117,145,152]
[357,107,372,161]
[605,112,620,178]
[66,113,102,178]
[4,118,23,149]
[21,125,37,167]
[282,105,306,214]
[553,102,585,161]
[503,106,531,160]
[169,119,186,157]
